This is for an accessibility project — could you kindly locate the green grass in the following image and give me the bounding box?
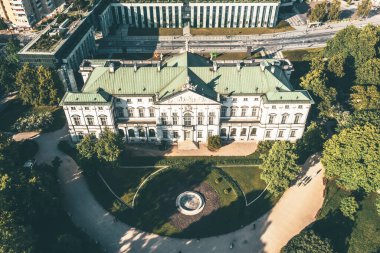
[86,162,276,238]
[0,98,65,132]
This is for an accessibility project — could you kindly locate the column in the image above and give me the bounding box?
[221,5,226,27]
[215,5,220,27]
[121,5,126,24]
[209,5,213,28]
[239,6,245,27]
[153,5,158,28]
[141,6,146,28]
[114,6,120,24]
[251,6,258,27]
[227,5,232,28]
[134,6,139,28]
[128,7,133,24]
[203,6,207,28]
[245,6,252,27]
[178,5,182,28]
[166,6,170,28]
[191,5,194,26]
[197,6,201,28]
[271,5,279,27]
[263,6,270,27]
[172,6,176,28]
[257,6,264,27]
[159,6,163,27]
[147,6,152,28]
[233,5,238,28]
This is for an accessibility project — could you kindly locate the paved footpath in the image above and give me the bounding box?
[34,127,325,253]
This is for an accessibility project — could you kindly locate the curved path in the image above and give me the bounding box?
[34,127,325,253]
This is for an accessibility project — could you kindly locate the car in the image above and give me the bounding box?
[23,159,36,170]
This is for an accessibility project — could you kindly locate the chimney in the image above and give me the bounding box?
[109,62,115,73]
[157,61,161,72]
[236,62,241,71]
[134,63,137,72]
[213,61,218,72]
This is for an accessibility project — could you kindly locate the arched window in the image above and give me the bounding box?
[268,114,276,124]
[138,128,145,137]
[184,112,192,126]
[118,129,125,137]
[128,129,135,137]
[220,128,227,137]
[148,129,156,137]
[72,115,81,126]
[230,128,237,136]
[281,114,289,124]
[294,114,302,124]
[99,115,107,126]
[85,115,94,126]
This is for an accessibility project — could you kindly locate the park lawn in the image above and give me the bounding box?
[282,48,324,62]
[128,27,183,36]
[0,98,65,132]
[221,166,267,203]
[190,26,294,36]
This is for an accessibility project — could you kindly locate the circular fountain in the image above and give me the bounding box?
[176,191,205,216]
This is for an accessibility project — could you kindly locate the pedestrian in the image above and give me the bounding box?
[253,223,256,230]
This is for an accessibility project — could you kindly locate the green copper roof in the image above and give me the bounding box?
[63,52,313,104]
[61,90,112,105]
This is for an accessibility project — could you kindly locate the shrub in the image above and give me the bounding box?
[12,112,53,132]
[256,140,276,154]
[207,135,222,151]
[215,177,223,184]
[224,187,232,194]
[281,230,334,253]
[340,196,359,220]
[275,20,291,29]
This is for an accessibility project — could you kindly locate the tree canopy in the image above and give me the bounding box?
[260,141,300,196]
[0,39,20,97]
[356,58,380,85]
[350,85,380,111]
[281,230,334,253]
[322,124,380,193]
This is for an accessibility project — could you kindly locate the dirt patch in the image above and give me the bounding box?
[170,182,219,230]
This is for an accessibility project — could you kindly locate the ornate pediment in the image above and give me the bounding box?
[158,90,219,105]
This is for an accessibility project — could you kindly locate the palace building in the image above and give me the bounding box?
[60,52,314,144]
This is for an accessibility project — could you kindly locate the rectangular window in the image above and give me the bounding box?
[198,112,203,125]
[149,98,153,102]
[161,113,167,125]
[138,99,142,102]
[241,108,247,117]
[128,108,134,117]
[100,117,107,126]
[278,130,284,138]
[232,98,237,102]
[208,112,215,125]
[281,115,287,124]
[298,105,303,109]
[252,107,258,117]
[221,107,227,117]
[272,105,276,109]
[73,117,80,126]
[231,108,237,117]
[265,130,271,138]
[290,130,296,137]
[241,128,247,136]
[254,97,259,101]
[138,108,144,117]
[172,113,178,125]
[285,105,289,109]
[87,117,94,126]
[98,107,103,110]
[197,131,202,138]
[71,107,76,110]
[208,130,213,137]
[84,107,89,110]
[126,99,131,102]
[250,128,257,136]
[243,98,248,101]
[116,98,121,103]
[149,108,155,117]
[163,130,168,139]
[269,115,275,124]
[173,131,179,138]
[294,115,301,124]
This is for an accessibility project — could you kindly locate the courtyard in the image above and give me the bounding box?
[88,161,277,238]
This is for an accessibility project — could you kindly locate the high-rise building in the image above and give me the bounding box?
[0,0,65,27]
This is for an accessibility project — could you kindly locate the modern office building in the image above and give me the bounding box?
[98,0,283,36]
[60,52,314,144]
[0,0,64,27]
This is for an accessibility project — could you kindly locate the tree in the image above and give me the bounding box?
[53,234,83,253]
[281,230,334,253]
[0,39,20,97]
[37,66,61,105]
[322,124,380,193]
[328,0,341,21]
[260,141,300,196]
[327,53,346,78]
[76,135,96,160]
[309,1,328,22]
[337,110,380,131]
[340,196,359,220]
[207,135,221,151]
[296,122,326,163]
[350,85,380,110]
[356,0,372,18]
[356,58,380,85]
[94,129,124,163]
[0,18,7,30]
[376,197,380,216]
[16,64,39,106]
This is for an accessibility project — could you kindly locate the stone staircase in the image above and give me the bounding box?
[178,140,198,150]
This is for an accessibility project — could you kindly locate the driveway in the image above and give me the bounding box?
[35,127,325,253]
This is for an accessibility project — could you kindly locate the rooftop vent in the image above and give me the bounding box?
[109,62,115,73]
[213,61,218,72]
[271,66,275,73]
[134,63,137,72]
[236,62,241,71]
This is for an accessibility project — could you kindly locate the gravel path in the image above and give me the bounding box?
[34,127,325,253]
